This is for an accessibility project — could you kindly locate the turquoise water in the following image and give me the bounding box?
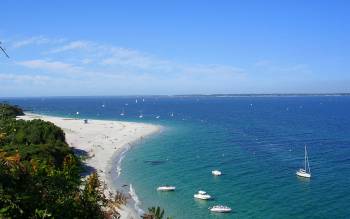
[3,96,350,218]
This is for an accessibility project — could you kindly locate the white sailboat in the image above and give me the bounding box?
[296,145,311,178]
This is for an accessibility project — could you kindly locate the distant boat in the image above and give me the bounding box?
[156,115,160,119]
[76,111,79,115]
[212,170,222,176]
[135,99,138,103]
[142,98,145,102]
[101,104,105,108]
[296,145,311,178]
[139,112,143,118]
[209,205,232,213]
[120,109,125,116]
[170,112,174,117]
[157,186,176,191]
[194,191,211,200]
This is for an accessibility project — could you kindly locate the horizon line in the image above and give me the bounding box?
[1,92,350,99]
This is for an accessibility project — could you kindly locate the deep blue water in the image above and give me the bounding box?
[2,96,350,218]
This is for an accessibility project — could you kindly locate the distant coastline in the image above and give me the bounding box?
[174,93,350,97]
[1,93,350,99]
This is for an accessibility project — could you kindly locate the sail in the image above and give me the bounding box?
[305,145,311,173]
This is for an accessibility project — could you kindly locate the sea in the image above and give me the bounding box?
[2,95,350,219]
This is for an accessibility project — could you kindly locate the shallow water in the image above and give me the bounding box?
[4,96,350,218]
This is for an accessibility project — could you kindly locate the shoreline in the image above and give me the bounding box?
[19,112,162,219]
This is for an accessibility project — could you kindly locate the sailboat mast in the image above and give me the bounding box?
[304,145,307,171]
[307,146,311,173]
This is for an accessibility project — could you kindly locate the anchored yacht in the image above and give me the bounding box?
[194,191,211,200]
[212,170,222,176]
[209,205,232,213]
[157,186,176,191]
[296,145,311,178]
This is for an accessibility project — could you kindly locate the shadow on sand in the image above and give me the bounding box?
[72,147,97,177]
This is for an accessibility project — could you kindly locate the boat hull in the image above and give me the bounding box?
[157,186,176,191]
[209,207,232,213]
[296,170,311,178]
[194,194,211,200]
[212,170,222,176]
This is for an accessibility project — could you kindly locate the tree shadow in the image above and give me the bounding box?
[72,147,96,177]
[80,164,96,177]
[72,147,89,157]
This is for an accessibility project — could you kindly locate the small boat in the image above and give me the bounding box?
[156,116,160,119]
[120,109,125,116]
[209,205,232,213]
[170,112,174,117]
[194,191,211,200]
[296,145,311,178]
[101,104,105,108]
[212,170,222,176]
[139,113,143,118]
[157,186,176,191]
[135,99,138,104]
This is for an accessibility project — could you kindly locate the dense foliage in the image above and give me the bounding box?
[0,103,24,119]
[0,105,120,218]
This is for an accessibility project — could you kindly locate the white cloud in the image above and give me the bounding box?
[49,40,90,53]
[50,40,170,70]
[0,73,51,84]
[17,59,82,74]
[12,36,65,48]
[7,36,251,95]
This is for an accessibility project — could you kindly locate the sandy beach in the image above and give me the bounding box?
[19,113,161,219]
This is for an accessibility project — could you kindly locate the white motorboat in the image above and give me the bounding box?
[296,145,311,178]
[194,190,211,200]
[157,186,176,191]
[120,109,125,116]
[209,205,232,213]
[156,115,160,119]
[212,170,222,176]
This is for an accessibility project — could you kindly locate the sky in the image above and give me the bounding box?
[0,0,349,96]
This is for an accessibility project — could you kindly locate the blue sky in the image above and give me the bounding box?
[0,0,349,96]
